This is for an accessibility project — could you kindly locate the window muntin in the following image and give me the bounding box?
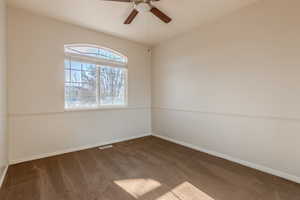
[64,45,128,110]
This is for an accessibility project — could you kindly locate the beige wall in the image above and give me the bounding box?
[0,0,8,181]
[152,0,300,182]
[8,7,151,163]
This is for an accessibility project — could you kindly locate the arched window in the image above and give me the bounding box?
[64,44,128,109]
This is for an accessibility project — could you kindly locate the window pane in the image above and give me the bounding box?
[99,66,126,105]
[81,70,97,83]
[65,82,97,109]
[64,59,70,69]
[69,60,82,70]
[70,70,82,82]
[65,70,70,82]
[81,63,94,71]
[64,60,98,109]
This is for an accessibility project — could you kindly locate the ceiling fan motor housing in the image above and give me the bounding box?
[134,0,152,13]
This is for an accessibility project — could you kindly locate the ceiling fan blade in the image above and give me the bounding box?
[150,7,172,23]
[102,0,131,2]
[124,9,139,24]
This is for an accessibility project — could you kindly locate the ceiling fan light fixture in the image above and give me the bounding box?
[135,2,151,13]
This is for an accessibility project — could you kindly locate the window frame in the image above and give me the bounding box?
[64,44,128,111]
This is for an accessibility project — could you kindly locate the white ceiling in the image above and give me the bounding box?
[8,0,258,46]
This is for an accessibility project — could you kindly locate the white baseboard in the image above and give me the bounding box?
[152,133,300,184]
[10,133,151,165]
[0,165,8,188]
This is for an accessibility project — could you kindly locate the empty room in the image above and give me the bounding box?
[0,0,300,199]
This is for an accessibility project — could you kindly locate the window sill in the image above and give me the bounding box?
[64,105,129,113]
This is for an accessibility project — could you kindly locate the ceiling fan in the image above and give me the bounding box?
[103,0,172,24]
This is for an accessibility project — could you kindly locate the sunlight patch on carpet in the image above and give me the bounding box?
[157,182,215,200]
[114,178,161,198]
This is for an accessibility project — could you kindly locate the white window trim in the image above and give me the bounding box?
[65,53,128,68]
[64,43,128,66]
[64,104,129,112]
[64,45,128,111]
